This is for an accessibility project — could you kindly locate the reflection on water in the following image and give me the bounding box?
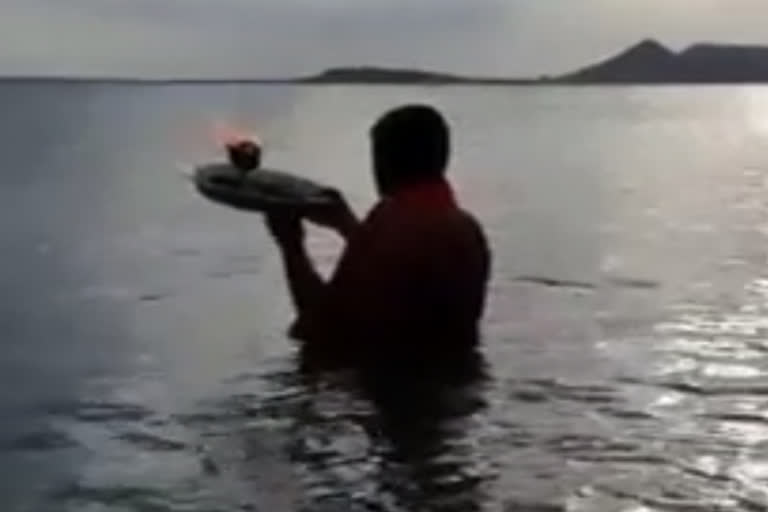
[2,84,768,511]
[43,352,490,512]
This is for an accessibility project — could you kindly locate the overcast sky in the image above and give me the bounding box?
[2,0,768,78]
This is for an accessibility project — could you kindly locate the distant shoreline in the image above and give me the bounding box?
[8,39,768,85]
[0,77,542,86]
[5,77,768,86]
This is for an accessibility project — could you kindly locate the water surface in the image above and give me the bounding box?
[2,84,768,511]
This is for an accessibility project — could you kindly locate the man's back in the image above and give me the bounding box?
[293,180,490,361]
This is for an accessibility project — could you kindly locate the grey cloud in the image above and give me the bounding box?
[2,0,768,77]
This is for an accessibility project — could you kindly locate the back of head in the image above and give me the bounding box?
[371,104,451,195]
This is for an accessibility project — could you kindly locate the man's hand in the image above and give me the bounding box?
[265,212,304,250]
[305,189,359,240]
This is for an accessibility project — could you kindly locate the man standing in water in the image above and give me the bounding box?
[266,105,490,367]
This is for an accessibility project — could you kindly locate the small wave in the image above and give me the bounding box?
[51,484,168,509]
[596,406,657,421]
[500,501,563,512]
[511,389,549,403]
[78,286,174,304]
[593,484,727,512]
[735,496,768,512]
[172,411,225,427]
[605,277,660,290]
[205,268,259,279]
[116,431,188,452]
[674,461,735,484]
[698,412,768,425]
[572,452,668,465]
[511,276,595,290]
[507,379,618,405]
[138,292,172,303]
[2,429,77,452]
[545,433,614,452]
[46,400,154,423]
[511,275,660,292]
[652,380,768,397]
[544,380,616,404]
[545,434,652,462]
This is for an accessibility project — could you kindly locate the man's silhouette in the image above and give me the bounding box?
[266,105,490,367]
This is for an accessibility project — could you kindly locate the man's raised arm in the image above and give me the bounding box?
[265,193,360,340]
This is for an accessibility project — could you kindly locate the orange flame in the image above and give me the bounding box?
[212,121,261,148]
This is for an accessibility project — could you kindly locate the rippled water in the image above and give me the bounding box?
[1,84,767,511]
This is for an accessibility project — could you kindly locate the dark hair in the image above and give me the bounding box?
[371,105,450,192]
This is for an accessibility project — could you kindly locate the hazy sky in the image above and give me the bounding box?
[3,0,768,77]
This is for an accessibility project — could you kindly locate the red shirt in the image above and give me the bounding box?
[293,179,490,361]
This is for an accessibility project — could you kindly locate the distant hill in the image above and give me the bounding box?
[300,67,541,85]
[302,67,465,84]
[678,44,768,81]
[561,39,768,83]
[305,42,768,84]
[560,40,681,83]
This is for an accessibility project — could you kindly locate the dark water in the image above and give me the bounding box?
[2,84,768,511]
